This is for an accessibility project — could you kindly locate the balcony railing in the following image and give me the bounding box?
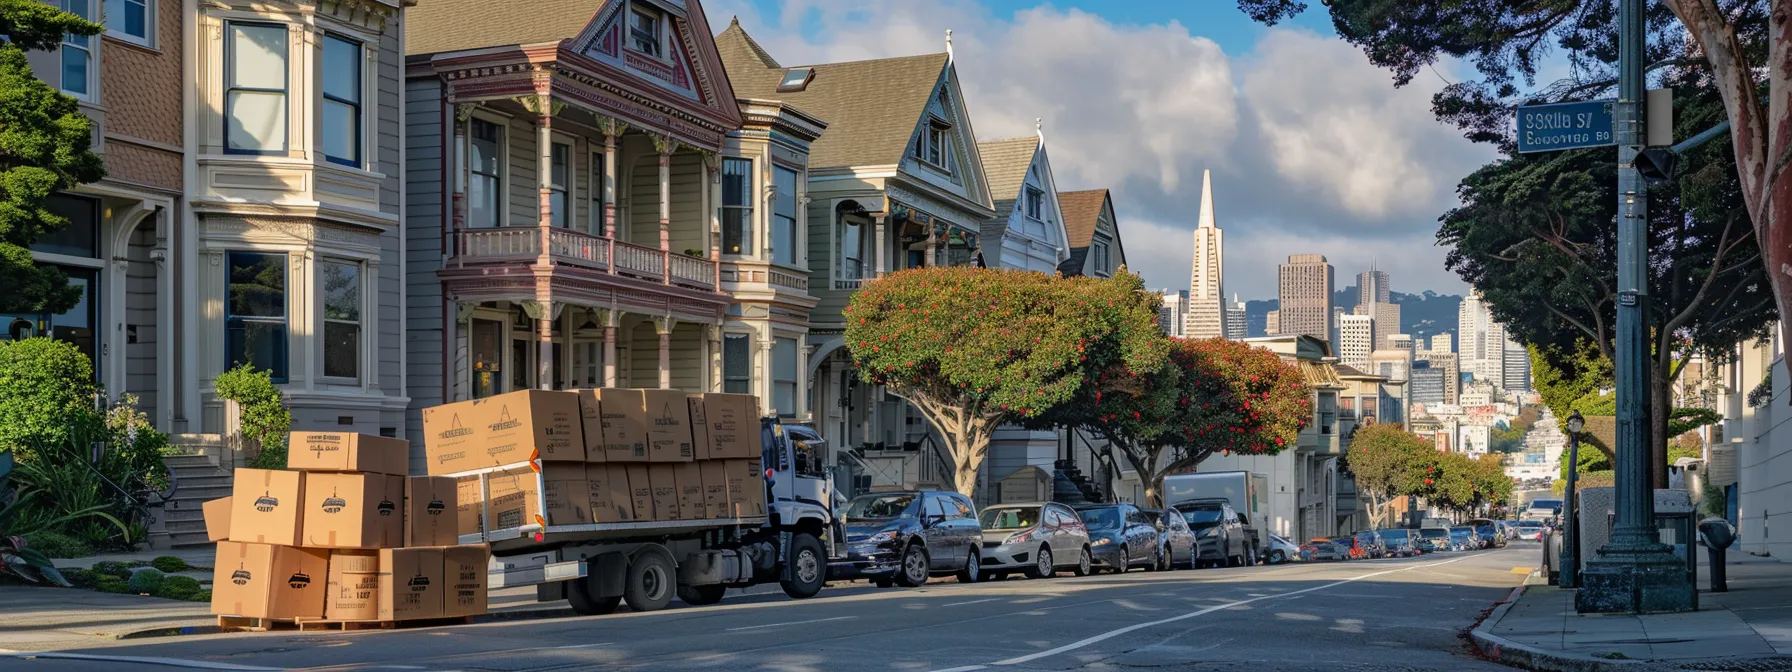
[454,226,716,291]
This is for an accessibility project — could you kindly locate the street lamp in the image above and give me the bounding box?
[1559,410,1585,588]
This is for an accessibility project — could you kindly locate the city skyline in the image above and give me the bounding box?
[1186,169,1226,339]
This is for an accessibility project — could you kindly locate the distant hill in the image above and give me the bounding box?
[1245,286,1463,351]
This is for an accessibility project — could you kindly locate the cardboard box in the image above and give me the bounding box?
[674,462,705,520]
[641,389,694,462]
[405,476,458,547]
[701,393,762,459]
[420,390,585,475]
[287,432,408,475]
[596,389,649,462]
[585,464,634,523]
[726,457,766,518]
[572,389,606,463]
[324,550,381,621]
[211,541,329,619]
[203,496,233,542]
[229,468,305,546]
[542,471,592,526]
[378,547,444,621]
[301,473,404,549]
[456,467,542,534]
[700,461,729,520]
[648,463,682,520]
[687,396,713,461]
[441,544,489,618]
[625,464,653,522]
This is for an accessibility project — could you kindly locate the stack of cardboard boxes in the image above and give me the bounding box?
[202,432,489,624]
[421,389,766,532]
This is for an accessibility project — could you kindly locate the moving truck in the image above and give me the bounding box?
[452,414,840,615]
[1161,471,1268,563]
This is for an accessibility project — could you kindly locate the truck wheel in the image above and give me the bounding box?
[567,576,622,616]
[677,583,726,606]
[895,543,929,587]
[779,533,826,599]
[623,553,674,612]
[1025,546,1053,579]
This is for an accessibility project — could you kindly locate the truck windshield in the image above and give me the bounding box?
[1419,528,1448,539]
[979,506,1040,530]
[1178,507,1223,528]
[1380,530,1409,543]
[1077,507,1122,531]
[845,494,915,520]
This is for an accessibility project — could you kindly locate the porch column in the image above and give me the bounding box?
[654,316,676,389]
[923,231,937,268]
[872,212,888,278]
[602,309,619,388]
[535,94,554,266]
[601,117,624,237]
[452,104,473,257]
[707,322,723,393]
[758,336,776,413]
[654,136,677,285]
[526,300,558,390]
[798,338,813,421]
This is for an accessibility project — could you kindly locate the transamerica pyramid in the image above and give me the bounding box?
[1185,169,1225,339]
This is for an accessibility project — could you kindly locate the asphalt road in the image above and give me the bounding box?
[6,545,1539,672]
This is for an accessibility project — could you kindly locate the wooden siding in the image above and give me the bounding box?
[125,225,159,422]
[626,153,705,255]
[403,78,446,449]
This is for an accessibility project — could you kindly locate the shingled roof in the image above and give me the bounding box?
[716,19,948,171]
[978,136,1039,208]
[1056,189,1112,277]
[407,0,607,55]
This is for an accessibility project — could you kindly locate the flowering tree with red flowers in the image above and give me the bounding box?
[843,266,1167,497]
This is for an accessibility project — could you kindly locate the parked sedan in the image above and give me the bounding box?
[1354,530,1386,559]
[977,502,1093,579]
[1141,508,1196,570]
[1416,527,1452,553]
[1377,529,1417,557]
[1475,524,1508,548]
[836,491,984,587]
[1448,526,1478,551]
[1301,537,1349,561]
[1511,520,1545,541]
[1335,535,1368,560]
[1074,503,1160,573]
[1263,533,1300,564]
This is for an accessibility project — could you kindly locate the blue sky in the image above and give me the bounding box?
[708,0,1492,300]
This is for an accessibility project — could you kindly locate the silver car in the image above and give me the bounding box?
[977,502,1094,579]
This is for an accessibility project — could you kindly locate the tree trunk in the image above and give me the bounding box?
[1651,370,1671,489]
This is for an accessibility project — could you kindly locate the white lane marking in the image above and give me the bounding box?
[547,642,613,649]
[928,555,1474,672]
[942,598,999,607]
[2,652,281,671]
[726,616,856,632]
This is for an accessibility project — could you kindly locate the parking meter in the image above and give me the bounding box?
[1698,518,1738,592]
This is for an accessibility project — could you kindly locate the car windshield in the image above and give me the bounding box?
[1530,499,1563,510]
[1179,507,1224,528]
[1078,507,1123,531]
[1477,526,1495,534]
[979,506,1040,530]
[1450,528,1472,538]
[1516,521,1542,529]
[1380,530,1410,543]
[845,494,915,520]
[1419,528,1448,539]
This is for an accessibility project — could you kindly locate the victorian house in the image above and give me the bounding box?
[403,0,771,456]
[716,21,997,487]
[1056,189,1125,278]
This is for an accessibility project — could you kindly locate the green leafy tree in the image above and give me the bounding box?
[1344,424,1434,528]
[844,267,1168,496]
[1531,341,1612,430]
[1236,0,1792,396]
[0,337,99,457]
[0,0,106,314]
[214,365,291,469]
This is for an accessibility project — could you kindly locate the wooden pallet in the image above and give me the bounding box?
[218,615,475,632]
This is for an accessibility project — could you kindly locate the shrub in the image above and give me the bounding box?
[23,531,92,559]
[0,338,99,459]
[90,561,132,580]
[214,365,291,469]
[154,575,202,601]
[189,589,211,603]
[125,567,164,594]
[60,568,94,587]
[94,577,130,594]
[150,555,188,573]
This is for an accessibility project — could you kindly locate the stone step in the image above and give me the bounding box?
[165,518,209,533]
[162,529,216,548]
[173,474,231,488]
[164,508,207,523]
[172,484,234,501]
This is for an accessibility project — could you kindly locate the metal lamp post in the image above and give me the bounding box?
[1559,411,1585,588]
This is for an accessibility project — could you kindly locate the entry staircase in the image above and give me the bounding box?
[148,434,232,549]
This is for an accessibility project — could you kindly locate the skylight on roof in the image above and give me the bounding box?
[777,67,813,92]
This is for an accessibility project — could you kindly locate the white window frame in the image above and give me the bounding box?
[60,0,95,99]
[224,21,290,155]
[628,2,663,59]
[1025,187,1043,220]
[771,163,800,267]
[319,32,363,167]
[838,215,864,281]
[548,140,571,227]
[719,156,753,257]
[721,332,751,395]
[772,336,798,417]
[318,257,364,383]
[102,0,153,48]
[467,114,507,228]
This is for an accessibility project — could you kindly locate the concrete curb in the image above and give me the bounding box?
[1469,586,1645,672]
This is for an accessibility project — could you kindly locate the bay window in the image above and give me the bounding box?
[720,158,751,255]
[772,337,797,417]
[225,252,288,382]
[225,23,289,154]
[60,0,92,97]
[549,142,569,227]
[839,218,862,279]
[320,260,361,380]
[469,118,502,227]
[772,166,798,266]
[103,0,151,46]
[722,333,750,394]
[321,34,362,166]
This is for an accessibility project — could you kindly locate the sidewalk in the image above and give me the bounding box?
[1471,553,1792,671]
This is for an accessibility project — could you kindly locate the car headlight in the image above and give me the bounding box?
[1091,538,1112,546]
[866,530,897,544]
[1198,527,1220,538]
[1003,531,1034,545]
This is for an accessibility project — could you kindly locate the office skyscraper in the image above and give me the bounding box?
[1159,289,1188,337]
[1358,262,1390,306]
[1339,314,1373,368]
[1224,294,1247,340]
[1185,170,1225,338]
[1277,254,1333,340]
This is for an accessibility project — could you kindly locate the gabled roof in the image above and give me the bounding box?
[407,0,606,55]
[978,136,1040,209]
[716,19,949,170]
[1056,188,1111,275]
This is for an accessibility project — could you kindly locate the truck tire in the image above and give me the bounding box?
[779,533,826,599]
[567,576,621,616]
[895,543,929,587]
[623,553,675,612]
[677,583,726,606]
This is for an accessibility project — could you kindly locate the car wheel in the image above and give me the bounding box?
[1144,546,1162,572]
[1074,547,1093,576]
[623,552,675,613]
[1025,545,1054,579]
[1114,546,1130,574]
[895,544,930,587]
[957,551,982,583]
[1269,549,1286,565]
[779,533,826,599]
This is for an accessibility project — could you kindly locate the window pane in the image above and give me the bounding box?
[722,158,750,206]
[228,90,287,151]
[722,334,750,394]
[61,46,88,95]
[320,261,359,321]
[230,24,286,89]
[773,338,797,415]
[721,207,750,255]
[511,338,529,391]
[550,143,568,187]
[321,99,357,163]
[550,191,567,228]
[841,221,861,277]
[322,36,359,103]
[774,167,797,216]
[470,175,499,228]
[32,194,100,258]
[471,121,500,173]
[227,253,286,318]
[323,321,359,379]
[773,215,795,266]
[227,320,287,381]
[124,0,145,38]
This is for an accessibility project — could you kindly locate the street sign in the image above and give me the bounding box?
[1516,99,1615,153]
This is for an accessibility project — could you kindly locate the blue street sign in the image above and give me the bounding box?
[1516,99,1616,153]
